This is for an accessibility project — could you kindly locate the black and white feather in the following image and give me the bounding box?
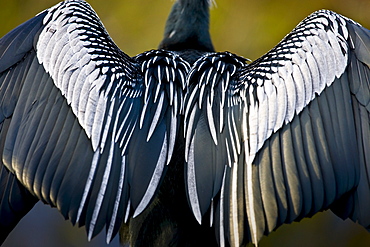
[1,0,370,246]
[180,9,370,245]
[0,0,188,243]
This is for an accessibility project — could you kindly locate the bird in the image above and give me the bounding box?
[1,0,370,246]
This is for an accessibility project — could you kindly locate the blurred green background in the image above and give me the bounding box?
[1,0,370,246]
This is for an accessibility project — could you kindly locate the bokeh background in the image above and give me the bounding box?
[1,0,370,246]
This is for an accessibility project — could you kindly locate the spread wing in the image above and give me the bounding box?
[0,0,188,243]
[184,10,370,245]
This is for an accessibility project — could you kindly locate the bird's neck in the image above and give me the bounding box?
[159,0,215,52]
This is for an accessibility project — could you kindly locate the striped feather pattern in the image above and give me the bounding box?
[0,0,188,243]
[182,9,370,246]
[37,0,136,151]
[205,10,370,246]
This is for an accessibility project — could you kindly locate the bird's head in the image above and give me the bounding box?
[159,0,215,52]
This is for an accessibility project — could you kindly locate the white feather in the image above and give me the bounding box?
[292,64,305,114]
[305,50,320,95]
[91,93,108,151]
[263,79,277,136]
[271,73,287,132]
[247,87,258,157]
[206,98,218,145]
[147,91,165,141]
[256,86,269,150]
[187,137,202,224]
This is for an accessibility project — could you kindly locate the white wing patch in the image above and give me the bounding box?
[241,10,350,164]
[37,0,133,152]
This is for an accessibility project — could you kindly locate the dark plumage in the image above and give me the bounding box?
[159,0,214,52]
[1,1,370,246]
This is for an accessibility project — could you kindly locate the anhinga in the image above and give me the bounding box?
[1,0,370,246]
